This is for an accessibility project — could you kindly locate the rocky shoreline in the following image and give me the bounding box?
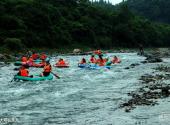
[121,49,170,112]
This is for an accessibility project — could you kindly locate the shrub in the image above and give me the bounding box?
[3,38,24,51]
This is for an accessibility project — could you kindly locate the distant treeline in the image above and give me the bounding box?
[0,0,170,51]
[125,0,170,24]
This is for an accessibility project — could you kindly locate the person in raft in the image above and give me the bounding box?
[79,58,86,64]
[40,52,47,60]
[21,55,28,63]
[17,65,33,77]
[27,56,34,66]
[105,58,112,66]
[56,58,67,65]
[96,55,105,66]
[32,52,39,60]
[94,49,102,55]
[90,55,96,63]
[112,56,121,64]
[39,59,46,66]
[41,60,52,76]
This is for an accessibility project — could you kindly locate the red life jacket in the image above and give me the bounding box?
[59,60,66,65]
[112,58,121,64]
[44,64,52,73]
[90,57,96,63]
[32,54,39,60]
[20,69,29,77]
[80,60,86,64]
[41,54,47,60]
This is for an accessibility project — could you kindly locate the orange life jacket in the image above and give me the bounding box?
[21,57,27,62]
[44,64,52,73]
[94,50,102,55]
[20,69,29,77]
[96,59,105,66]
[56,60,66,65]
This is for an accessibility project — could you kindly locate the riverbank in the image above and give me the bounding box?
[0,47,169,62]
[120,48,170,112]
[1,52,170,124]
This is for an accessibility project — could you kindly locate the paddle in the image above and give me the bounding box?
[13,67,20,71]
[51,72,60,79]
[10,74,17,82]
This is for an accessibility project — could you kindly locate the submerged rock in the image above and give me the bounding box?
[125,63,140,69]
[141,52,163,63]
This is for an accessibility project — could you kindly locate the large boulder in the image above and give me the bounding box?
[73,49,81,53]
[141,53,163,63]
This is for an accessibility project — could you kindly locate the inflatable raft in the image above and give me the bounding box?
[78,64,111,69]
[14,60,42,66]
[78,64,88,68]
[14,74,53,81]
[54,64,69,68]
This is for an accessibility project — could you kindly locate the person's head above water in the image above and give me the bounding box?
[82,58,86,62]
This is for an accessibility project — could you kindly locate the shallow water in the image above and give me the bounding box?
[0,53,170,125]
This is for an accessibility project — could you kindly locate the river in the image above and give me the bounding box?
[0,53,169,125]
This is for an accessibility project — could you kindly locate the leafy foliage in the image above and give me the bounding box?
[125,0,170,24]
[0,0,170,51]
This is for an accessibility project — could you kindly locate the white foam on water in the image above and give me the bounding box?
[0,53,169,125]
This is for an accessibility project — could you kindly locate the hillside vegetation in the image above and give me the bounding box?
[0,0,170,51]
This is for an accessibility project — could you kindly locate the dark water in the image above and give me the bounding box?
[0,53,170,125]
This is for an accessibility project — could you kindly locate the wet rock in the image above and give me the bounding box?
[161,87,170,97]
[130,63,140,67]
[125,67,130,69]
[121,67,170,112]
[73,49,81,53]
[155,65,170,72]
[141,52,163,63]
[125,63,140,69]
[141,60,148,64]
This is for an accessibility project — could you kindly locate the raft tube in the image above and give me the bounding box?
[87,65,111,69]
[14,60,42,66]
[54,64,69,68]
[78,64,111,69]
[78,64,88,68]
[14,74,53,81]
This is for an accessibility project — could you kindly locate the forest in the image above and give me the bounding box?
[125,0,170,24]
[0,0,170,51]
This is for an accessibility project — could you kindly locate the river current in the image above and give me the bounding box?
[0,53,170,125]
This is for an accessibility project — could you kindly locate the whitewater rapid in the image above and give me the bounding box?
[0,53,169,125]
